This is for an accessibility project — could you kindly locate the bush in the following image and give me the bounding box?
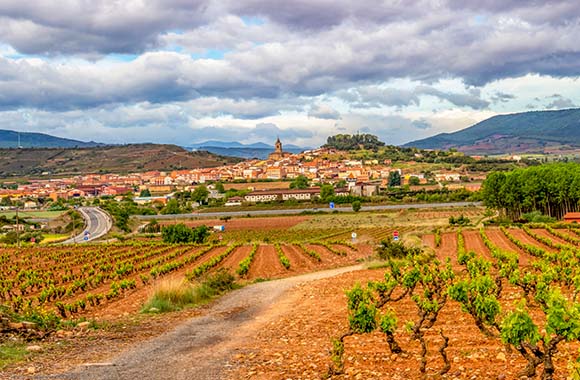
[142,270,236,313]
[521,211,556,224]
[376,237,421,259]
[449,215,470,226]
[352,200,362,212]
[161,223,209,244]
[142,279,197,313]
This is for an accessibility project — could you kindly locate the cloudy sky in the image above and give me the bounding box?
[0,1,579,147]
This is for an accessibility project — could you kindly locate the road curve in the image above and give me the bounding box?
[136,201,482,220]
[61,207,113,244]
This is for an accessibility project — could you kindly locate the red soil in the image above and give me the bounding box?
[463,230,492,260]
[247,245,288,279]
[164,216,310,231]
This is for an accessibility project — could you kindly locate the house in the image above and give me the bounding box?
[563,212,580,223]
[244,188,323,203]
[23,200,37,209]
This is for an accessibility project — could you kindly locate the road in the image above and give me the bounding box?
[61,207,113,244]
[135,201,482,220]
[62,265,364,380]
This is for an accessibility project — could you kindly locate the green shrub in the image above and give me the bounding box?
[376,237,421,259]
[161,223,209,244]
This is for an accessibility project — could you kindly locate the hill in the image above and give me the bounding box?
[0,144,241,178]
[404,108,580,154]
[0,129,102,148]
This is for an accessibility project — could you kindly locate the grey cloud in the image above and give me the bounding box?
[491,92,516,104]
[338,85,490,110]
[412,119,432,130]
[338,87,420,109]
[0,0,578,118]
[308,103,341,120]
[545,94,577,109]
[0,1,212,55]
[415,86,490,109]
[193,123,314,144]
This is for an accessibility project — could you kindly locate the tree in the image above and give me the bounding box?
[191,185,209,203]
[352,200,361,212]
[290,175,309,190]
[408,176,420,186]
[388,171,401,187]
[215,182,225,193]
[160,199,181,215]
[162,223,209,244]
[320,184,335,201]
[324,133,385,151]
[139,188,151,197]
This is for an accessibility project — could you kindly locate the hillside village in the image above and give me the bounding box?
[0,139,488,207]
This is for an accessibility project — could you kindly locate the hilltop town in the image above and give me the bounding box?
[0,136,508,211]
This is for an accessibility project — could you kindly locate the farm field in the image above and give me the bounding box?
[228,225,580,379]
[0,207,485,321]
[0,239,371,320]
[0,210,65,219]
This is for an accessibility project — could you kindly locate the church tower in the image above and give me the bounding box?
[269,137,284,160]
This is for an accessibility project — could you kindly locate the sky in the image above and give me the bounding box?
[0,1,579,147]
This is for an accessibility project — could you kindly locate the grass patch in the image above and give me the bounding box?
[0,342,28,370]
[40,233,69,244]
[142,270,238,313]
[0,210,65,219]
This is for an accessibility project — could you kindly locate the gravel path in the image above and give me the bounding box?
[50,265,363,380]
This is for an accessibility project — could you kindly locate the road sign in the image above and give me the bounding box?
[393,235,399,241]
[393,230,399,237]
[83,236,89,241]
[351,232,357,240]
[329,202,335,209]
[84,230,90,236]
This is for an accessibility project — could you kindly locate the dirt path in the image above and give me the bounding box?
[45,265,364,380]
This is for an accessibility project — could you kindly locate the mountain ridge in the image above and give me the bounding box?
[0,129,103,148]
[404,108,580,154]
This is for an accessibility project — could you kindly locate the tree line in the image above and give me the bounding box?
[482,163,580,220]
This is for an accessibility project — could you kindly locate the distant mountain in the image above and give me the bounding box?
[187,141,308,159]
[0,144,241,178]
[0,129,102,148]
[404,108,580,155]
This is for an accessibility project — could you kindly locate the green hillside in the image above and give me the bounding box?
[405,108,580,153]
[0,129,101,148]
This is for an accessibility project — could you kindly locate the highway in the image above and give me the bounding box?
[61,207,113,244]
[135,201,482,220]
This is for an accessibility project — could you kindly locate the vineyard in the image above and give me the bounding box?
[322,224,580,380]
[0,238,370,320]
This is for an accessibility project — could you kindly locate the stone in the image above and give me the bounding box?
[26,345,42,352]
[27,367,36,374]
[496,352,507,362]
[149,308,159,313]
[497,374,507,380]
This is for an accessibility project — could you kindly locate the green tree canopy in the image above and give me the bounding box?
[290,175,309,190]
[191,185,209,203]
[324,133,385,151]
[162,223,209,244]
[388,171,401,187]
